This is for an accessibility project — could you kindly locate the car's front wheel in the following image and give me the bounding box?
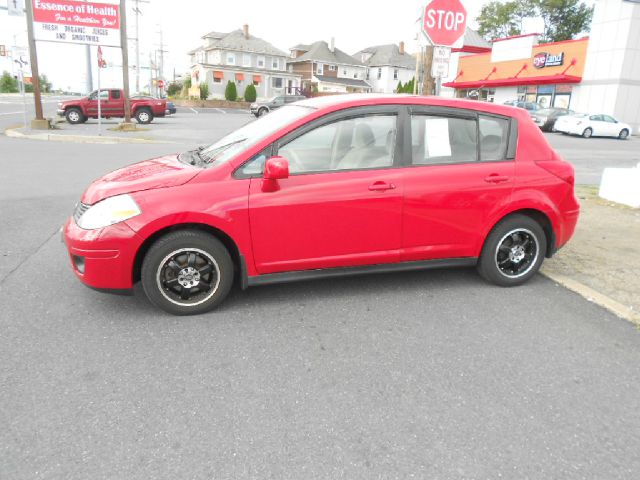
[618,129,629,140]
[141,230,234,315]
[477,214,547,287]
[135,108,154,124]
[65,108,85,124]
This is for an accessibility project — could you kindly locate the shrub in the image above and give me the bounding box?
[244,83,257,102]
[224,81,237,101]
[199,82,209,100]
[166,81,182,97]
[0,71,18,93]
[396,81,403,93]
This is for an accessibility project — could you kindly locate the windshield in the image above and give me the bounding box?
[537,109,555,115]
[180,105,314,167]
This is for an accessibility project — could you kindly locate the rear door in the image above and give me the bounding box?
[105,89,124,116]
[400,107,516,260]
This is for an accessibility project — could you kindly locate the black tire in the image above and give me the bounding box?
[257,107,268,117]
[65,107,85,124]
[618,129,629,140]
[135,108,154,124]
[141,230,234,315]
[582,127,593,138]
[477,214,547,287]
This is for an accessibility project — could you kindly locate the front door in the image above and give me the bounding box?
[247,110,403,274]
[85,90,109,116]
[401,110,515,260]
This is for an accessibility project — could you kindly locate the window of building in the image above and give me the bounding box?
[393,69,398,80]
[410,115,477,165]
[316,63,324,75]
[243,54,251,67]
[342,68,348,76]
[226,53,235,65]
[278,115,397,174]
[329,64,336,71]
[257,56,265,68]
[272,57,280,69]
[377,68,382,80]
[272,77,283,89]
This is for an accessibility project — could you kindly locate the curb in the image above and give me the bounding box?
[541,270,640,326]
[4,127,170,144]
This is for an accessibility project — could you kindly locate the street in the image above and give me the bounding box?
[1,99,640,479]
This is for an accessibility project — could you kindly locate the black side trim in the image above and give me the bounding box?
[507,117,518,159]
[86,285,134,296]
[239,254,249,290]
[247,258,478,287]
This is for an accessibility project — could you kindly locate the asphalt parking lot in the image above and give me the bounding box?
[1,98,640,479]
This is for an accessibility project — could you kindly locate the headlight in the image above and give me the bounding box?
[57,102,63,108]
[76,194,141,230]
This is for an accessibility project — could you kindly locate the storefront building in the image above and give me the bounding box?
[443,34,589,109]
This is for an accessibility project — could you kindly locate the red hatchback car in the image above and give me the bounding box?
[64,94,580,315]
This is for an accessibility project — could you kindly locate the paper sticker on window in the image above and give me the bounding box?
[425,118,451,157]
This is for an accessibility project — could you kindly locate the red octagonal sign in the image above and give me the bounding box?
[422,0,468,47]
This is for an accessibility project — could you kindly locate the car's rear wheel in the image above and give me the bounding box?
[618,129,629,140]
[135,108,153,124]
[257,107,268,117]
[65,108,85,124]
[582,127,593,138]
[477,214,547,287]
[141,230,234,315]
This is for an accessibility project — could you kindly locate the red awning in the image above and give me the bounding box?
[443,74,582,89]
[252,74,262,83]
[213,71,224,79]
[235,73,245,81]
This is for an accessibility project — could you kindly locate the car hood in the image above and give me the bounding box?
[60,97,88,106]
[81,154,200,205]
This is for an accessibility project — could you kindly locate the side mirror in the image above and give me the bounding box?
[263,156,289,180]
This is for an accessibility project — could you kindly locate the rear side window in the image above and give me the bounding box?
[479,115,509,162]
[411,115,477,165]
[111,90,121,99]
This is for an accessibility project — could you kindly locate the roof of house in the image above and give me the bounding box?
[314,75,371,88]
[189,29,287,57]
[463,27,492,49]
[353,44,416,69]
[288,41,364,66]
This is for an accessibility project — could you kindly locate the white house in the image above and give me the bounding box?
[354,42,416,93]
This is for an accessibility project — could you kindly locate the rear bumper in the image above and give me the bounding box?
[63,217,142,290]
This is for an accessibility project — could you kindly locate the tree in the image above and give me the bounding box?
[199,82,209,100]
[244,83,257,102]
[224,81,237,101]
[166,81,182,97]
[476,0,591,42]
[535,0,593,43]
[0,71,18,93]
[396,81,403,93]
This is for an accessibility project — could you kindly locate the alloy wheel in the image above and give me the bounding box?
[156,248,220,306]
[494,228,539,279]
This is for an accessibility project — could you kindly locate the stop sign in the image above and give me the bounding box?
[422,0,467,47]
[157,79,165,88]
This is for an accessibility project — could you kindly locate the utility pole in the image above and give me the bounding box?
[25,0,47,129]
[155,26,168,96]
[132,0,149,94]
[120,0,132,124]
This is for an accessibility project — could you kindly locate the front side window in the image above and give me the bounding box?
[278,115,397,174]
[411,115,477,165]
[479,115,509,162]
[602,115,617,123]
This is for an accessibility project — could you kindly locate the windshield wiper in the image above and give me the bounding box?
[200,138,246,164]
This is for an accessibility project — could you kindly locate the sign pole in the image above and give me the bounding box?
[24,0,47,129]
[97,59,102,136]
[120,0,132,125]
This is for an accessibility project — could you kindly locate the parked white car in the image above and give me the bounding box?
[554,113,632,139]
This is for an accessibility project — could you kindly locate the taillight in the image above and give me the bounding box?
[536,159,575,185]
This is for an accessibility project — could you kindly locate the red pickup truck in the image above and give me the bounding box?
[57,89,167,124]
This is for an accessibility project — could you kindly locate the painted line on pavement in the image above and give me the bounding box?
[0,111,22,116]
[190,107,199,114]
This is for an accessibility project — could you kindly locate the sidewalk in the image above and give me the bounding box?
[542,185,640,324]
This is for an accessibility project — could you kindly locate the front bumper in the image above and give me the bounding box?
[63,217,143,291]
[56,109,65,117]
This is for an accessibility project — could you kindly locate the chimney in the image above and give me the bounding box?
[243,24,249,39]
[399,41,405,55]
[330,37,335,53]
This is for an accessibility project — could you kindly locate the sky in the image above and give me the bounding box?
[0,0,488,92]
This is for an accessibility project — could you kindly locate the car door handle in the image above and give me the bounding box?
[484,174,510,184]
[368,181,396,191]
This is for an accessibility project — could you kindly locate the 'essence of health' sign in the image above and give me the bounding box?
[32,0,121,47]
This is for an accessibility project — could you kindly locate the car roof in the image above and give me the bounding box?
[296,93,526,118]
